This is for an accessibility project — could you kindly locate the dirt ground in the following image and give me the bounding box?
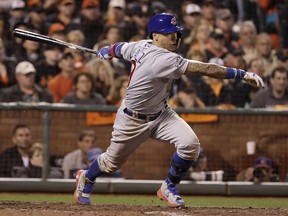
[0,201,288,216]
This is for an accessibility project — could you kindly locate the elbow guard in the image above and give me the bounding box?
[109,42,126,59]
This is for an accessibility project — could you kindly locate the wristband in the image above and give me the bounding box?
[109,42,125,58]
[225,68,246,79]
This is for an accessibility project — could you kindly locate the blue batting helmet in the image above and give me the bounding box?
[148,13,183,38]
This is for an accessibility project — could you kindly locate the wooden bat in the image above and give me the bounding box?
[12,28,99,55]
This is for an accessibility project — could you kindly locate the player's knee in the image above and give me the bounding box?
[177,138,200,161]
[98,154,119,173]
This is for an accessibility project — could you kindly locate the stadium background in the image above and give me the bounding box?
[0,0,287,200]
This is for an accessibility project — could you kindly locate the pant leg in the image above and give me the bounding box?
[151,107,200,161]
[98,104,151,173]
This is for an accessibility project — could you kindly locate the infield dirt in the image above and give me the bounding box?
[0,201,288,216]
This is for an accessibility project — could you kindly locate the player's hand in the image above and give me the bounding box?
[98,46,113,60]
[243,72,265,88]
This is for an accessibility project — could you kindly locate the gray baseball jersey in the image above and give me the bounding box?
[98,40,200,173]
[123,40,187,114]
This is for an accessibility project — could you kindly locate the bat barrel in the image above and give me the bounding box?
[12,28,99,55]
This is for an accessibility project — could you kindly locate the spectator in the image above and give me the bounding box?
[224,49,246,70]
[98,25,124,46]
[0,38,13,88]
[187,48,207,62]
[12,142,63,178]
[184,19,211,55]
[278,0,288,49]
[0,61,53,103]
[14,29,44,65]
[179,2,202,56]
[196,58,234,108]
[185,48,207,90]
[236,156,279,182]
[0,12,12,58]
[205,28,228,62]
[181,3,202,40]
[47,52,75,102]
[63,72,106,105]
[257,0,279,50]
[185,150,224,181]
[232,57,265,108]
[0,124,32,177]
[200,0,216,29]
[47,22,67,41]
[122,2,149,41]
[106,75,129,106]
[250,66,288,108]
[238,21,258,64]
[61,129,102,179]
[79,0,104,49]
[10,21,29,60]
[25,2,47,35]
[255,32,278,77]
[215,8,236,50]
[276,49,288,70]
[106,0,126,26]
[41,0,59,16]
[8,0,26,32]
[88,58,114,99]
[35,45,62,88]
[169,83,206,109]
[97,26,127,77]
[129,34,146,42]
[46,0,78,30]
[66,29,89,73]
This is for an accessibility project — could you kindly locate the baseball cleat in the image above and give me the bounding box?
[157,181,185,207]
[74,170,94,205]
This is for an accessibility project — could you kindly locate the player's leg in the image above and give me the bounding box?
[151,108,200,207]
[74,104,150,204]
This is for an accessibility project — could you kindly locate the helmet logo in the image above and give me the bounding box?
[171,17,177,26]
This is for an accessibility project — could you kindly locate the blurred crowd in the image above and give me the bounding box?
[0,124,122,179]
[0,0,287,108]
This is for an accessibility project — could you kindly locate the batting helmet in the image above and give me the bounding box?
[148,13,183,38]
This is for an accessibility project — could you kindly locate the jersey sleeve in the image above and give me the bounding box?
[152,51,188,79]
[121,42,138,61]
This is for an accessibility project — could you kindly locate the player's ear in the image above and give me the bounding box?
[153,33,158,41]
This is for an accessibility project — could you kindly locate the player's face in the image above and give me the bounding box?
[153,32,178,51]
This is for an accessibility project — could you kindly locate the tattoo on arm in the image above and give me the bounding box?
[186,61,227,79]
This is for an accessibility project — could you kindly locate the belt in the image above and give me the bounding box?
[123,108,163,121]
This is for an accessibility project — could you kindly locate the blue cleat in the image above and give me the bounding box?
[74,170,94,205]
[157,181,185,207]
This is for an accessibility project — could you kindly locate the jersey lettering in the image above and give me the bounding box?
[131,42,150,64]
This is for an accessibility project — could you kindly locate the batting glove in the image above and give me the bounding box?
[98,46,113,60]
[243,72,265,88]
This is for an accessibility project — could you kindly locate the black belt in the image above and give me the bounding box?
[124,108,163,121]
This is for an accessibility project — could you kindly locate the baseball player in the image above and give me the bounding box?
[74,13,264,207]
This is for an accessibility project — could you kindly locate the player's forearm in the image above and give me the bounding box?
[186,61,228,79]
[185,60,265,88]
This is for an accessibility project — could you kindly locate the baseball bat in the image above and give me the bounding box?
[12,28,99,55]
